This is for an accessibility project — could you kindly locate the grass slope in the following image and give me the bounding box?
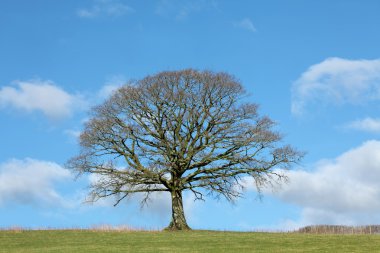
[0,230,379,253]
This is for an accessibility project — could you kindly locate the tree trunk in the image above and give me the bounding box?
[164,190,191,231]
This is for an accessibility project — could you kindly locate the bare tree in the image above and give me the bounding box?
[67,69,303,230]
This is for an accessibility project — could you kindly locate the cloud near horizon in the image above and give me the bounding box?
[291,57,380,115]
[0,80,85,120]
[0,158,72,207]
[86,173,199,225]
[267,140,380,228]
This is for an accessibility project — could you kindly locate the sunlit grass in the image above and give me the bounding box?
[0,229,379,253]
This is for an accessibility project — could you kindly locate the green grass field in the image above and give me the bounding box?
[0,230,379,253]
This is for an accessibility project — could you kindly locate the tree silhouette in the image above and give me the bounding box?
[67,69,303,230]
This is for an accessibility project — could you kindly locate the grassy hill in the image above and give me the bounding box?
[1,229,379,253]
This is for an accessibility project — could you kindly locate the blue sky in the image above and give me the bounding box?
[1,0,380,231]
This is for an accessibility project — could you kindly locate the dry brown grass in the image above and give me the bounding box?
[297,225,380,234]
[0,225,159,233]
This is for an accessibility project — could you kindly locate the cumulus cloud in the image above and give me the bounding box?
[77,0,134,18]
[268,140,380,228]
[0,80,85,120]
[0,158,72,207]
[234,18,256,33]
[291,58,380,115]
[345,117,380,133]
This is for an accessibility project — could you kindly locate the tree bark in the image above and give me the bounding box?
[164,190,191,230]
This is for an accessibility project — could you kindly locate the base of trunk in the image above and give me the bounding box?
[163,220,191,231]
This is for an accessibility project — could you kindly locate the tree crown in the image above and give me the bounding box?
[67,69,302,205]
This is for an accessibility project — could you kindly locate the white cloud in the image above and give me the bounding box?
[155,0,218,20]
[345,117,380,133]
[98,75,127,99]
[98,85,121,98]
[234,18,256,33]
[291,58,380,115]
[0,80,85,120]
[77,0,134,18]
[64,129,81,140]
[267,140,380,228]
[0,158,72,207]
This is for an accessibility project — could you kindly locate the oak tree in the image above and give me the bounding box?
[67,69,302,230]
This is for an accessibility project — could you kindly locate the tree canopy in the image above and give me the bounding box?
[67,69,303,230]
